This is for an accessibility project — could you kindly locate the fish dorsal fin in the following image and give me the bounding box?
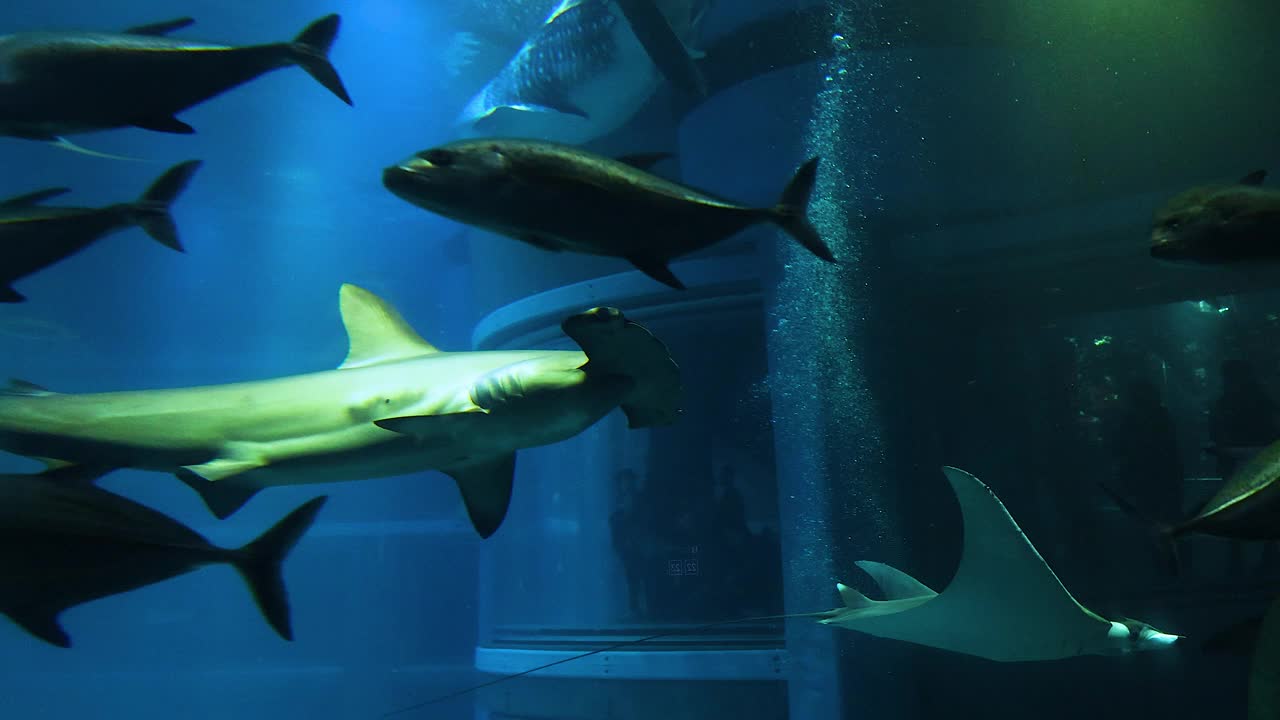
[337,284,440,369]
[854,560,937,600]
[123,17,195,36]
[616,153,673,171]
[1240,169,1268,186]
[0,187,70,208]
[4,378,55,396]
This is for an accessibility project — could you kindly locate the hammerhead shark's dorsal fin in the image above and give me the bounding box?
[338,284,441,369]
[854,560,937,600]
[0,187,70,208]
[123,17,195,36]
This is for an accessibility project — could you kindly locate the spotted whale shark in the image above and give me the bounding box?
[457,0,706,144]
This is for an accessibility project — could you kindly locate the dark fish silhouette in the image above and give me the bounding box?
[1103,437,1280,571]
[1151,169,1280,263]
[0,14,351,140]
[383,138,835,289]
[0,160,200,302]
[0,467,327,648]
[1116,438,1280,541]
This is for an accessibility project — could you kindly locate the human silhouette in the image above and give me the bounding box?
[1103,378,1183,579]
[609,469,651,619]
[1211,360,1280,478]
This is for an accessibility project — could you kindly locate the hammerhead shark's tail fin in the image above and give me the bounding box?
[230,496,327,641]
[288,14,353,106]
[560,307,683,428]
[129,159,201,252]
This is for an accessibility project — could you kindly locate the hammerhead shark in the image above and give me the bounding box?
[0,284,681,537]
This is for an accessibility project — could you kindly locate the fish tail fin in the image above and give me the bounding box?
[131,159,201,252]
[230,496,328,641]
[770,157,836,263]
[1097,482,1182,575]
[289,14,353,106]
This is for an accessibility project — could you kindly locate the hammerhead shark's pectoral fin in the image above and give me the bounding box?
[374,410,488,445]
[5,379,56,397]
[175,469,264,519]
[443,454,516,539]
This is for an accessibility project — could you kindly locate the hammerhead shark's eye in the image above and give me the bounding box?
[423,149,455,167]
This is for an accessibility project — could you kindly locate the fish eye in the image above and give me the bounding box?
[423,149,455,167]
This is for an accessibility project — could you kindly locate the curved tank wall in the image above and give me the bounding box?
[468,252,790,717]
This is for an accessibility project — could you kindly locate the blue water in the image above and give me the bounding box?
[3,1,1280,719]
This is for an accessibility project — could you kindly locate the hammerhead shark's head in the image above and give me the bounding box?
[0,284,681,537]
[819,466,1181,661]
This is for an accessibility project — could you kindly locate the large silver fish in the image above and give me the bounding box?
[456,0,705,144]
[0,467,326,648]
[0,160,199,302]
[0,15,351,140]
